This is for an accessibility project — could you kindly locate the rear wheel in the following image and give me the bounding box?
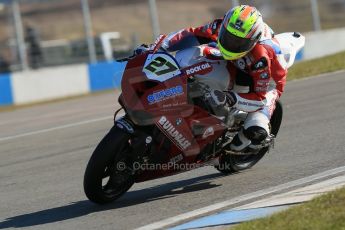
[216,101,283,174]
[83,126,134,204]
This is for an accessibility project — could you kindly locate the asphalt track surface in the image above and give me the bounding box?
[0,72,345,229]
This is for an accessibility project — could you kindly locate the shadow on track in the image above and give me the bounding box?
[0,172,228,228]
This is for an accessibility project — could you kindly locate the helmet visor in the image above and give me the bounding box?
[218,26,257,53]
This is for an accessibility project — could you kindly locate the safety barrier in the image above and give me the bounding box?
[303,27,345,60]
[0,74,13,106]
[1,27,345,107]
[0,61,126,107]
[88,61,126,92]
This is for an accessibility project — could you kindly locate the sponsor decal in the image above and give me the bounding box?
[158,116,192,150]
[235,19,244,29]
[202,127,214,139]
[162,101,187,108]
[236,59,246,70]
[230,20,245,33]
[255,61,265,69]
[238,100,263,108]
[169,154,183,164]
[209,48,222,57]
[260,72,269,79]
[184,62,213,76]
[255,86,269,92]
[145,136,153,144]
[257,80,270,86]
[256,80,269,92]
[147,85,183,104]
[211,21,219,33]
[144,56,179,76]
[176,118,182,126]
[212,22,217,30]
[116,119,134,133]
[211,21,219,34]
[252,57,268,71]
[244,56,252,65]
[202,24,210,33]
[143,54,182,82]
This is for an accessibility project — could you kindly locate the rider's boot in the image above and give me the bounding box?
[230,126,268,152]
[229,129,251,152]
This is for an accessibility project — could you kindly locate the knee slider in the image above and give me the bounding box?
[243,126,268,144]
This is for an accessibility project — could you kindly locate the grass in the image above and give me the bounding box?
[232,186,345,230]
[288,51,345,80]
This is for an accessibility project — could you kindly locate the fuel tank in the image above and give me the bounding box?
[175,46,230,91]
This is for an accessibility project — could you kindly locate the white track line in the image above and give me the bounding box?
[136,165,345,230]
[1,70,342,142]
[0,116,113,142]
[234,174,345,211]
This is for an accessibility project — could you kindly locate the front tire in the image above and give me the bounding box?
[83,126,134,204]
[217,101,283,174]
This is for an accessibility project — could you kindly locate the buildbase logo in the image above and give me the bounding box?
[158,116,192,150]
[184,62,213,76]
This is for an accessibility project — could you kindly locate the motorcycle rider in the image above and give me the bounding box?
[137,5,287,152]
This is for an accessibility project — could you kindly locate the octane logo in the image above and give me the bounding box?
[184,62,212,76]
[158,116,192,150]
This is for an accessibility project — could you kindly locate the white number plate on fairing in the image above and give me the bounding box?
[143,53,181,82]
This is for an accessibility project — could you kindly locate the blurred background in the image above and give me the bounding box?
[0,0,344,73]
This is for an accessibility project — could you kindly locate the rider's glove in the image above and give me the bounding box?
[225,91,237,107]
[210,89,226,106]
[133,44,150,56]
[207,42,218,48]
[209,90,237,108]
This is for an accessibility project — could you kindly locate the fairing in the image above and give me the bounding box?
[120,51,227,181]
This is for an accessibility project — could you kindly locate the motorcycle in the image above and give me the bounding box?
[83,32,305,204]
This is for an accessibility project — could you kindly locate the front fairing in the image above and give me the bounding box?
[120,50,227,157]
[121,52,192,126]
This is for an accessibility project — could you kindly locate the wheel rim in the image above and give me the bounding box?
[100,143,133,199]
[102,167,133,198]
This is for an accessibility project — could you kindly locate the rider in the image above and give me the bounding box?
[138,5,287,152]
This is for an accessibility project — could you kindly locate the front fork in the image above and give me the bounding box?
[114,112,154,173]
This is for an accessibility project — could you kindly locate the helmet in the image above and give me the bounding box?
[217,5,264,60]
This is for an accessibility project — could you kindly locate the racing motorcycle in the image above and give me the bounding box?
[83,32,305,204]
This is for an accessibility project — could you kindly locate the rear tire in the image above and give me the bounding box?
[83,126,134,204]
[216,101,283,174]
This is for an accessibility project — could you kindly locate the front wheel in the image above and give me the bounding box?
[216,100,283,174]
[83,126,134,204]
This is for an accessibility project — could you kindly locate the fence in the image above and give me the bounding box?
[1,26,345,107]
[0,0,345,72]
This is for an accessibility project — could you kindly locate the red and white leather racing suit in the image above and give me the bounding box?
[161,18,287,149]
